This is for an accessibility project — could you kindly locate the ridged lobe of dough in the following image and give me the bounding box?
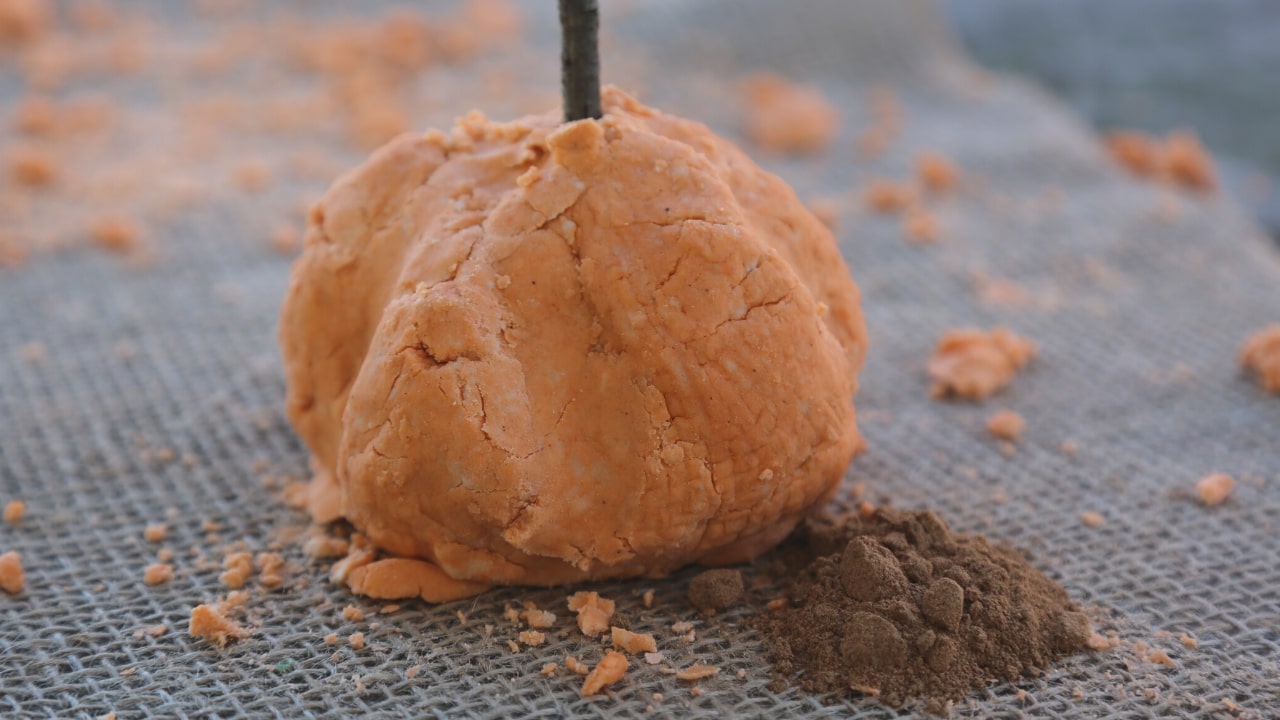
[279,88,867,587]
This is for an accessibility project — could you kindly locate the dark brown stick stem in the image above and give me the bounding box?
[559,0,602,122]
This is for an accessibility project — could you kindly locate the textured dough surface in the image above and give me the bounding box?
[279,88,867,588]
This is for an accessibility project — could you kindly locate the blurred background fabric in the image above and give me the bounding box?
[1,1,1278,718]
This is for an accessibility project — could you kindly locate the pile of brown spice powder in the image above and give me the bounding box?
[755,507,1092,710]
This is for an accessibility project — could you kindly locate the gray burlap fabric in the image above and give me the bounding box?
[2,2,1277,717]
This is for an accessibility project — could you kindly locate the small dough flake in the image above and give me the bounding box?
[611,626,657,654]
[741,73,838,155]
[0,551,24,594]
[188,604,247,647]
[580,650,629,696]
[986,410,1025,442]
[3,500,25,525]
[568,591,615,637]
[676,664,720,682]
[143,563,174,585]
[1194,473,1235,507]
[1240,325,1280,393]
[928,327,1036,400]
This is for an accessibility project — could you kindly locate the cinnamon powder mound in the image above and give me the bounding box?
[755,508,1091,708]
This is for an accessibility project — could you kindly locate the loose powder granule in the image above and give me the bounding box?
[755,508,1091,709]
[687,568,744,613]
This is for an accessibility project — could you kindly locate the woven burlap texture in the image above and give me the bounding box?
[1,1,1277,718]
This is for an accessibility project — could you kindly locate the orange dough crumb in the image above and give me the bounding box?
[902,207,940,244]
[8,146,57,186]
[863,179,916,214]
[88,216,141,254]
[1106,129,1216,191]
[188,603,247,647]
[219,552,252,589]
[256,552,286,588]
[1163,131,1216,191]
[1106,131,1161,177]
[928,327,1037,400]
[0,551,24,593]
[349,632,366,650]
[611,626,658,655]
[518,630,545,646]
[1195,473,1235,507]
[1147,648,1176,668]
[642,589,655,608]
[406,664,421,679]
[143,524,166,542]
[568,591,615,637]
[1239,325,1280,393]
[144,563,174,585]
[986,410,1026,442]
[1081,511,1105,528]
[234,159,271,191]
[522,607,555,629]
[676,664,721,681]
[12,96,57,135]
[269,224,300,255]
[342,605,364,622]
[580,650,629,696]
[741,72,839,155]
[564,656,590,676]
[540,662,558,677]
[1179,633,1198,649]
[916,151,958,192]
[4,500,25,525]
[324,633,337,645]
[0,0,51,43]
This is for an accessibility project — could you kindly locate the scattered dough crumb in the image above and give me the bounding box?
[1195,473,1235,507]
[1179,633,1198,649]
[1081,511,1105,528]
[145,624,168,638]
[581,650,629,696]
[540,662,558,677]
[862,179,915,214]
[349,632,366,650]
[568,591,615,637]
[916,151,958,193]
[1239,325,1280,393]
[519,630,546,646]
[676,664,720,682]
[565,656,590,676]
[188,603,247,647]
[928,327,1037,400]
[144,563,174,585]
[741,72,838,154]
[522,607,555,629]
[1147,648,1176,668]
[643,652,664,665]
[256,552,285,588]
[986,410,1026,442]
[0,551,24,593]
[324,633,337,645]
[88,216,141,254]
[1163,131,1216,191]
[611,626,658,654]
[642,589,655,608]
[3,500,25,525]
[9,146,57,186]
[342,605,364,622]
[902,207,940,244]
[406,665,421,679]
[219,551,252,588]
[143,524,166,542]
[302,532,349,559]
